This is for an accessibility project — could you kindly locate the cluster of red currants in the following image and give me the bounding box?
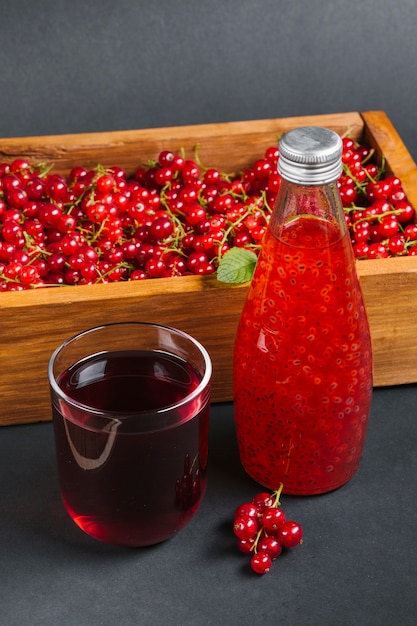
[0,134,415,290]
[233,485,303,575]
[0,149,278,290]
[340,136,416,258]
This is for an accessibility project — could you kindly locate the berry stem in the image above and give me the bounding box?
[272,483,284,507]
[251,526,266,553]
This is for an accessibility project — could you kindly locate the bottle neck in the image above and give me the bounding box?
[269,177,347,236]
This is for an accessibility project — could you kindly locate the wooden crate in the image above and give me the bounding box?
[1,111,416,426]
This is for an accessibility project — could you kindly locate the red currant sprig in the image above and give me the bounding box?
[233,483,303,575]
[0,134,415,291]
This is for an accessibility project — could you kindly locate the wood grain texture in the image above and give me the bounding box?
[0,111,416,425]
[1,276,247,425]
[0,112,364,176]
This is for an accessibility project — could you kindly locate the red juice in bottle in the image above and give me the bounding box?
[233,127,373,495]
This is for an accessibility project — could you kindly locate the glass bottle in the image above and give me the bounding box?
[233,126,373,495]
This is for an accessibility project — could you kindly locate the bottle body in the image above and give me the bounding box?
[233,180,373,495]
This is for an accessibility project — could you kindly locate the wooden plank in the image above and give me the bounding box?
[0,112,364,175]
[1,276,246,425]
[357,256,417,386]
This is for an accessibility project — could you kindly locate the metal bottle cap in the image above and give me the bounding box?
[278,126,343,185]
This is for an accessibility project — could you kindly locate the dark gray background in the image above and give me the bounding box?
[0,0,416,158]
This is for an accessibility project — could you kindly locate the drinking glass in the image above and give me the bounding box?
[48,322,212,547]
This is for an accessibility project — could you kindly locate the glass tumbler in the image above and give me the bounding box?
[48,321,212,547]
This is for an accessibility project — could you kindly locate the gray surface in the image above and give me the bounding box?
[1,388,417,626]
[0,0,416,159]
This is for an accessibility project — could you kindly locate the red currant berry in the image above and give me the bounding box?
[250,552,272,575]
[95,173,116,194]
[211,193,233,215]
[378,215,399,238]
[367,242,389,259]
[234,502,260,520]
[339,185,357,207]
[353,242,369,259]
[389,189,407,205]
[233,515,259,541]
[31,258,48,278]
[194,260,215,275]
[45,174,67,201]
[149,214,174,242]
[342,136,356,152]
[278,520,304,548]
[2,174,22,193]
[48,253,66,273]
[366,179,391,201]
[10,158,32,174]
[252,492,274,511]
[158,150,176,167]
[130,269,147,280]
[387,234,405,255]
[265,145,279,163]
[237,537,256,554]
[154,166,174,187]
[384,174,402,192]
[181,160,200,183]
[257,536,283,560]
[404,224,417,241]
[7,187,28,209]
[145,257,167,278]
[203,168,221,186]
[252,158,273,180]
[20,265,40,285]
[352,221,371,243]
[108,165,126,183]
[262,507,287,534]
[38,203,63,228]
[395,200,415,224]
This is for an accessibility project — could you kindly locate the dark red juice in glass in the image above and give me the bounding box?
[233,216,373,495]
[52,349,209,546]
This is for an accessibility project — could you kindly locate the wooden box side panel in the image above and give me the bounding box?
[0,112,364,175]
[0,277,247,426]
[357,256,417,386]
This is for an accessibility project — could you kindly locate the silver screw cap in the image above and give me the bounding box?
[278,126,343,185]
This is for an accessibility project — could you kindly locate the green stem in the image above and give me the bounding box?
[272,483,284,507]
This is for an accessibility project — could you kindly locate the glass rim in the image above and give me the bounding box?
[48,321,212,421]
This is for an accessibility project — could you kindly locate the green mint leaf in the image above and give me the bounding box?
[217,248,258,284]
